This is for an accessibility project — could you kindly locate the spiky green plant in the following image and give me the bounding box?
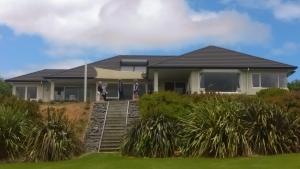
[244,100,300,155]
[180,98,252,158]
[25,108,83,161]
[0,105,30,160]
[121,114,180,157]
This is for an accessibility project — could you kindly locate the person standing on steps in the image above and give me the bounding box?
[102,82,108,101]
[97,81,103,102]
[119,81,124,100]
[133,80,139,100]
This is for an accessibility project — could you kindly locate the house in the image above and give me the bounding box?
[6,46,297,102]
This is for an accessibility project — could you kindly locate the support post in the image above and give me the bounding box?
[154,71,158,92]
[84,63,87,102]
[50,81,55,101]
[12,85,16,96]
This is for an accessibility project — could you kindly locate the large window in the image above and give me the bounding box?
[200,73,240,92]
[252,73,287,88]
[27,86,37,100]
[16,86,26,99]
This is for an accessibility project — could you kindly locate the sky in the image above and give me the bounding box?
[0,0,299,80]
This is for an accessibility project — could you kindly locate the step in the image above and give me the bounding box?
[99,147,119,152]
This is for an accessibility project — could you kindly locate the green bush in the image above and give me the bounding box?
[181,97,251,158]
[0,80,11,96]
[25,108,83,161]
[139,92,191,119]
[244,100,300,155]
[0,95,40,119]
[121,114,180,157]
[0,105,31,160]
[288,80,300,91]
[256,88,288,98]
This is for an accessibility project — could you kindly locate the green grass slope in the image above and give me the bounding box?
[1,153,300,169]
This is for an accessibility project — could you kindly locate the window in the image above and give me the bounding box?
[279,74,287,88]
[252,73,287,88]
[252,74,260,87]
[65,87,83,101]
[121,66,146,72]
[27,86,37,100]
[201,73,240,92]
[16,86,25,99]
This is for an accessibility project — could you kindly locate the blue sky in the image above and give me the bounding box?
[0,0,299,80]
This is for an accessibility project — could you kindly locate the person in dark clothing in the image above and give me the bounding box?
[102,83,108,101]
[119,81,124,100]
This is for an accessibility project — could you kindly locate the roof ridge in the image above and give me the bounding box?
[148,46,210,66]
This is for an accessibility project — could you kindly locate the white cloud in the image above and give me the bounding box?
[271,42,300,56]
[3,58,86,79]
[222,0,300,21]
[0,0,271,51]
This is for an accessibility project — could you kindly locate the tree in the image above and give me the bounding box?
[288,80,300,91]
[0,78,12,96]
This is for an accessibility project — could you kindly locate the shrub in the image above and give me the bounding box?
[0,95,40,119]
[25,108,83,161]
[288,80,300,91]
[181,97,251,158]
[0,105,31,160]
[139,92,191,119]
[121,114,180,157]
[244,100,300,155]
[256,88,288,98]
[0,80,11,96]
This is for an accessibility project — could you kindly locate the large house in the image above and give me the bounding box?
[6,46,297,102]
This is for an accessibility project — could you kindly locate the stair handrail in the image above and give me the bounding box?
[98,101,109,152]
[125,100,130,126]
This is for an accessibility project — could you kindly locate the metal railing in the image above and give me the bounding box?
[98,101,109,152]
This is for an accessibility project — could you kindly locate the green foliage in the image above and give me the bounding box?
[181,97,251,158]
[288,80,300,91]
[0,79,11,96]
[121,114,180,157]
[244,100,300,155]
[139,92,191,119]
[25,108,83,161]
[256,88,288,98]
[0,95,40,119]
[0,105,31,160]
[126,92,300,158]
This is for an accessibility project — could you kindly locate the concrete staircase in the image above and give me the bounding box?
[98,101,129,152]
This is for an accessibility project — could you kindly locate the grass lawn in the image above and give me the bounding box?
[1,153,300,169]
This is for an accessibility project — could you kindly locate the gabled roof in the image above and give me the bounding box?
[45,55,173,79]
[148,46,297,69]
[5,69,65,82]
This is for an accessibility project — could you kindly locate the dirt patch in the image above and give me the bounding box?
[40,102,92,141]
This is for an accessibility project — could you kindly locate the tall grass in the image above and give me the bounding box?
[25,108,83,161]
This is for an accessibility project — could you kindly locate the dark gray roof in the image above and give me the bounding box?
[148,46,297,69]
[6,46,297,81]
[5,69,65,82]
[45,55,173,79]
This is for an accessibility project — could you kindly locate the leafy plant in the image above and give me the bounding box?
[256,88,288,98]
[0,79,12,96]
[25,107,83,161]
[0,105,31,160]
[244,100,300,155]
[288,80,300,91]
[121,114,180,157]
[139,92,191,119]
[181,97,251,158]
